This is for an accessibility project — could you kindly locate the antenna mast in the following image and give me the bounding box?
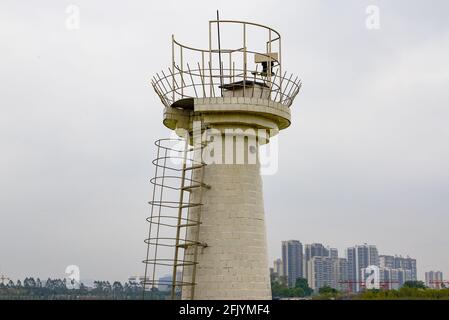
[217,10,224,96]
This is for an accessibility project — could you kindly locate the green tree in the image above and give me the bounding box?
[319,285,338,295]
[112,281,123,299]
[93,281,104,295]
[403,281,426,289]
[271,281,282,297]
[79,283,88,295]
[295,278,313,296]
[292,287,305,297]
[271,278,310,299]
[24,277,36,288]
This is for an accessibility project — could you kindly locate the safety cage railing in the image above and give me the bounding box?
[142,138,210,300]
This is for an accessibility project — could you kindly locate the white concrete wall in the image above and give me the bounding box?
[182,162,271,300]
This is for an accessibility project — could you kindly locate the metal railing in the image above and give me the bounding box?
[151,20,301,109]
[151,65,302,108]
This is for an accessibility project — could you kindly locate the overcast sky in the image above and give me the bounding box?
[1,0,448,282]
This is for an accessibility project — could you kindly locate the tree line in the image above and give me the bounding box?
[0,278,169,300]
[271,277,449,300]
[3,277,448,300]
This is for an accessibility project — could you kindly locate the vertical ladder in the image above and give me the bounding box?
[171,136,210,300]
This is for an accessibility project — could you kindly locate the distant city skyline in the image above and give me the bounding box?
[270,240,441,282]
[272,240,438,292]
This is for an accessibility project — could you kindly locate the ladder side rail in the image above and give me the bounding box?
[171,138,189,299]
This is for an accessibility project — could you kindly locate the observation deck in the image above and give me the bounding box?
[151,20,302,132]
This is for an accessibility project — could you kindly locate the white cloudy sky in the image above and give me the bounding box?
[1,0,448,282]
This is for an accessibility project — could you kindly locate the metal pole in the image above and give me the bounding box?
[229,52,232,85]
[243,23,247,97]
[201,52,205,97]
[217,10,224,97]
[279,37,282,99]
[180,46,184,97]
[172,35,175,102]
[209,22,212,97]
[268,30,272,98]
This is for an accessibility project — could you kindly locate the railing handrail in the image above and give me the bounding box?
[172,38,281,65]
[208,19,281,40]
[151,65,301,108]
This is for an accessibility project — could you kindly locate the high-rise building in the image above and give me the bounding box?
[378,267,412,290]
[379,254,417,285]
[307,256,333,291]
[346,244,379,292]
[379,255,395,269]
[329,248,339,260]
[425,271,444,289]
[303,243,344,291]
[394,256,417,281]
[305,243,329,261]
[307,256,348,291]
[304,243,330,280]
[379,268,400,290]
[333,258,349,291]
[271,259,284,284]
[273,259,283,277]
[398,269,413,285]
[282,240,304,287]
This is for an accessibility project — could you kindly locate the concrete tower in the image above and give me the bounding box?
[146,18,301,300]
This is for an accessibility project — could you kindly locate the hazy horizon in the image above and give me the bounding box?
[1,0,448,283]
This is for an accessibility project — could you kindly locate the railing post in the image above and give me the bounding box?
[209,21,213,97]
[279,37,282,101]
[268,29,272,99]
[180,46,184,97]
[172,35,175,102]
[243,23,247,96]
[202,52,205,97]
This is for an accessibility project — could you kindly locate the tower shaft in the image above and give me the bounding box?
[181,135,270,299]
[164,96,291,299]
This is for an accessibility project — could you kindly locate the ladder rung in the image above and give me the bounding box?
[184,165,205,171]
[177,243,196,249]
[182,184,202,191]
[176,242,207,249]
[182,184,211,192]
[179,222,200,228]
[180,204,201,209]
